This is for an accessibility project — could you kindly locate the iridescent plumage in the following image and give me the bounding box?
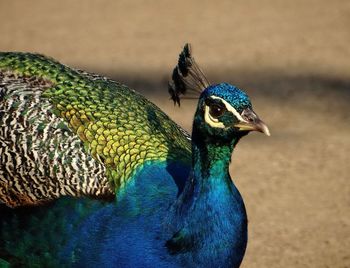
[0,53,190,207]
[0,45,269,267]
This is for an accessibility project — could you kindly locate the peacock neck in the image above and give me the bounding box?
[192,136,233,185]
[165,128,247,267]
[187,124,241,193]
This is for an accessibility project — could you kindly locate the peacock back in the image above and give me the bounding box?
[0,52,191,207]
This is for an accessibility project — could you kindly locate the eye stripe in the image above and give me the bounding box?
[210,96,247,122]
[204,105,225,128]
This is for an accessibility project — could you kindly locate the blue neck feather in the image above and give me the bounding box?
[164,126,248,267]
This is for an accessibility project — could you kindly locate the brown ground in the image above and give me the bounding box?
[0,0,349,267]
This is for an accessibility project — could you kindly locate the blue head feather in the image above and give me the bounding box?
[201,83,252,113]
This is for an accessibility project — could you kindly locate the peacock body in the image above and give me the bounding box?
[0,45,269,267]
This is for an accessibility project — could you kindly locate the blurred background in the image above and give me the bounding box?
[0,0,349,267]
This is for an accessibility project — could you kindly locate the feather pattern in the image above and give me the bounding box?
[0,52,191,207]
[0,45,269,267]
[0,71,111,207]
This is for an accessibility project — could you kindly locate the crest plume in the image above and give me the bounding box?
[168,43,210,106]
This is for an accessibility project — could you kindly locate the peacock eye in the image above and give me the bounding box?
[209,103,226,118]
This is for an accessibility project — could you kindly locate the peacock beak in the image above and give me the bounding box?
[234,108,270,136]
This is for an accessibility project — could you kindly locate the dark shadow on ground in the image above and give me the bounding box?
[82,67,350,100]
[81,67,350,118]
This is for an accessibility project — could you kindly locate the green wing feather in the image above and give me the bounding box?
[0,52,191,205]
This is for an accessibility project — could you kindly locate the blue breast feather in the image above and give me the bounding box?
[0,160,246,267]
[0,162,188,267]
[62,161,190,267]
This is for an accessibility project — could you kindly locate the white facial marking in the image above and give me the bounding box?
[210,96,247,122]
[204,105,225,128]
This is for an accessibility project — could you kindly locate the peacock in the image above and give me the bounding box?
[0,44,269,268]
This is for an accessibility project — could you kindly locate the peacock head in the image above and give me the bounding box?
[168,43,270,144]
[193,82,269,143]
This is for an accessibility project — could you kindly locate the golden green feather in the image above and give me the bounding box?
[0,52,191,190]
